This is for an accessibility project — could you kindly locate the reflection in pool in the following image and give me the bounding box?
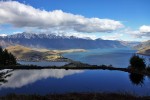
[0,69,150,96]
[0,69,83,88]
[0,70,13,86]
[129,73,145,86]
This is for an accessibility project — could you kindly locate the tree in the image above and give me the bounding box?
[129,54,146,71]
[0,47,3,65]
[0,46,17,66]
[3,49,10,65]
[9,53,16,65]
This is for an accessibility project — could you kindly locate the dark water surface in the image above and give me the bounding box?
[0,69,150,96]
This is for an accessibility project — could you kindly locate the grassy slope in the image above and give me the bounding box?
[6,45,85,61]
[137,46,150,55]
[134,40,150,55]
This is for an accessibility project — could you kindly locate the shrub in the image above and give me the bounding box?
[129,54,146,71]
[146,66,150,72]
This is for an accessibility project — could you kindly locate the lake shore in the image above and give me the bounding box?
[1,61,150,76]
[0,92,150,100]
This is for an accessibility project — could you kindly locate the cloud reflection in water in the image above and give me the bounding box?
[0,69,84,89]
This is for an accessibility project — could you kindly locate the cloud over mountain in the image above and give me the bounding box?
[139,25,150,33]
[0,1,123,33]
[125,25,150,38]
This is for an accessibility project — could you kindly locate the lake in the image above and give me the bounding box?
[63,48,150,68]
[0,69,150,96]
[18,48,150,68]
[0,48,150,96]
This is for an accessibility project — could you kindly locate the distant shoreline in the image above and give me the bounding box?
[137,52,150,56]
[1,62,150,76]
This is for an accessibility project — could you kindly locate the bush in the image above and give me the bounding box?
[146,66,150,72]
[129,54,146,71]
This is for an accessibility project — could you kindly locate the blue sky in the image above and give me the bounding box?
[0,0,150,41]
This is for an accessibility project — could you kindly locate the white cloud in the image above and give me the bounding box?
[0,1,123,33]
[124,25,150,38]
[66,32,97,39]
[139,25,150,33]
[101,33,123,40]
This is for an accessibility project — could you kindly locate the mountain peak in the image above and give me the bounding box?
[96,38,103,40]
[0,32,126,49]
[3,32,88,40]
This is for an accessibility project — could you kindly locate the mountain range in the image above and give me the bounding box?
[0,32,132,49]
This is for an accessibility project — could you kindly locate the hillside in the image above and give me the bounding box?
[137,46,150,56]
[0,32,126,49]
[134,40,150,55]
[134,40,150,49]
[120,41,140,47]
[6,45,85,61]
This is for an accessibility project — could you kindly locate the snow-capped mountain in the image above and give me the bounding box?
[0,34,7,37]
[0,32,126,49]
[6,32,78,39]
